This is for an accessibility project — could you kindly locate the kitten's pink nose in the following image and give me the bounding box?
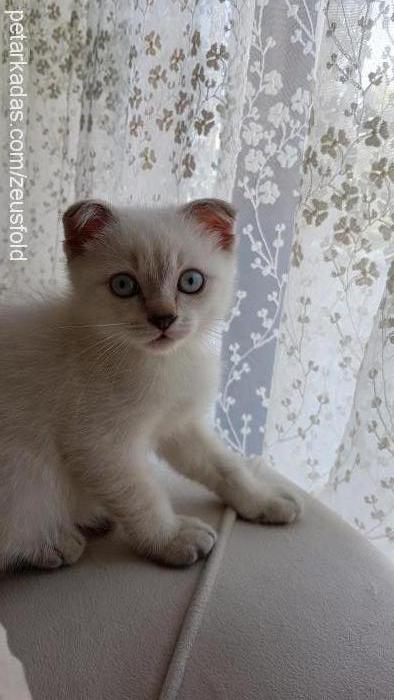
[148,313,177,332]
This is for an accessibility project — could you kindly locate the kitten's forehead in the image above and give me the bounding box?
[117,208,200,280]
[131,241,183,285]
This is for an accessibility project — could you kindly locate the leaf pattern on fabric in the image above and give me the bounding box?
[264,1,394,559]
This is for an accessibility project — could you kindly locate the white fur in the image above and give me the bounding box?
[0,201,301,570]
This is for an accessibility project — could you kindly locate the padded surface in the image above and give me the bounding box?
[174,491,394,700]
[0,468,393,700]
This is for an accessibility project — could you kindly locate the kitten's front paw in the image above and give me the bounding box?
[232,484,302,525]
[255,491,301,525]
[28,528,86,570]
[156,516,217,567]
[231,458,302,525]
[56,527,87,564]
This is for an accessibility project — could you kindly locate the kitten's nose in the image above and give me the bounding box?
[148,313,177,332]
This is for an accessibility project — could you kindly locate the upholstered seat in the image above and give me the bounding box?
[1,467,393,699]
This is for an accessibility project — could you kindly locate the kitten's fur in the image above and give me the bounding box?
[0,199,300,570]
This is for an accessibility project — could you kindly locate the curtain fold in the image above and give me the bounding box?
[215,0,319,455]
[263,0,394,559]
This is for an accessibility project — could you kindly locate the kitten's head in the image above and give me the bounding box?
[62,198,237,354]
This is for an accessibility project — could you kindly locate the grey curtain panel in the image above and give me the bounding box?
[216,0,319,457]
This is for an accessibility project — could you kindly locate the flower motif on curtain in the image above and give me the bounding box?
[0,0,252,296]
[216,0,318,456]
[264,1,394,559]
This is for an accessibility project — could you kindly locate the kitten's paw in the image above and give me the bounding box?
[31,548,63,570]
[55,528,87,565]
[155,516,217,568]
[7,529,87,572]
[255,492,301,525]
[233,485,302,525]
[230,458,302,525]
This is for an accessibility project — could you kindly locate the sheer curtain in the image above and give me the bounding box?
[215,0,394,561]
[1,0,393,560]
[216,0,319,453]
[263,2,394,559]
[0,0,253,295]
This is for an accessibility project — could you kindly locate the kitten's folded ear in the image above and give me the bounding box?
[62,200,116,260]
[182,198,236,251]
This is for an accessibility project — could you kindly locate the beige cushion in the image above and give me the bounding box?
[0,468,393,699]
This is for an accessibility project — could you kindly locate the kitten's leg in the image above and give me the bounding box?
[69,452,216,567]
[158,424,301,524]
[0,446,87,572]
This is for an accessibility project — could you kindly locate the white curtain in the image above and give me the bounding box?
[264,1,394,560]
[1,0,253,294]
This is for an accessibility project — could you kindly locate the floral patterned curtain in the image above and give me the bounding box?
[0,0,253,294]
[216,0,319,455]
[263,1,394,560]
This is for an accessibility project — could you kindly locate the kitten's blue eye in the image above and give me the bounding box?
[110,273,139,298]
[178,269,205,294]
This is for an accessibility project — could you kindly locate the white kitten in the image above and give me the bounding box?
[0,199,300,570]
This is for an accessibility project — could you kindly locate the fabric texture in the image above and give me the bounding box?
[0,625,31,700]
[0,0,253,293]
[263,2,394,559]
[216,0,318,456]
[1,1,393,558]
[0,468,393,700]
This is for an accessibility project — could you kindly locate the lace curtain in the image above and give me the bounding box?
[1,0,253,292]
[263,2,394,560]
[216,0,319,454]
[1,0,393,560]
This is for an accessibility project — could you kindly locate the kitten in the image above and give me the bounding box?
[0,198,301,570]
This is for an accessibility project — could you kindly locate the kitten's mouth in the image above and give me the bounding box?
[148,333,177,350]
[147,326,191,352]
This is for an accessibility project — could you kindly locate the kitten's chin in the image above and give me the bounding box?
[145,333,188,355]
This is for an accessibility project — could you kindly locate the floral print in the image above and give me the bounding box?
[216,0,318,457]
[0,0,253,291]
[263,1,394,559]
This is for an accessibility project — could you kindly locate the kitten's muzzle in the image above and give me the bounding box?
[148,313,178,332]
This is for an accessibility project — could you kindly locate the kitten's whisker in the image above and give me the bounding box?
[72,334,124,362]
[57,323,131,329]
[80,336,130,392]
